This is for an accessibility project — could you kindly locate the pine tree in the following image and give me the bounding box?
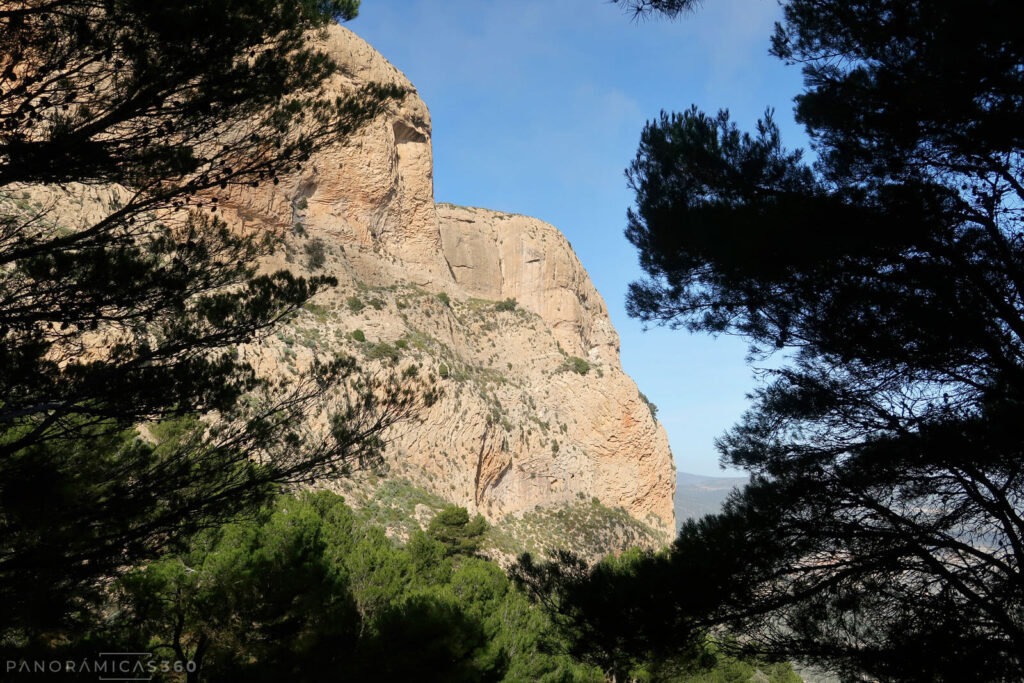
[0,0,429,641]
[530,1,1024,678]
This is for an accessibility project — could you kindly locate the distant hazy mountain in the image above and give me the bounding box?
[674,471,748,531]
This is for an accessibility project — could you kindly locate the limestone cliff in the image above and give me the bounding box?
[4,23,677,549]
[219,24,677,546]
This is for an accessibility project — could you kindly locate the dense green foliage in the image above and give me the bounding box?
[0,0,427,647]
[0,488,788,683]
[559,0,1024,680]
[428,504,489,557]
[514,548,800,683]
[108,491,603,683]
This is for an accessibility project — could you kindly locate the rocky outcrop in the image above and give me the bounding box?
[433,204,673,526]
[12,24,678,547]
[221,24,678,543]
[437,204,620,364]
[216,26,449,285]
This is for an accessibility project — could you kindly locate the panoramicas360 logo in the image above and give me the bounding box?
[4,652,197,680]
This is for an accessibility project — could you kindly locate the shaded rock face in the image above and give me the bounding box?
[220,25,678,542]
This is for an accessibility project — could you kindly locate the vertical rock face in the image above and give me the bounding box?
[217,25,448,285]
[437,204,620,365]
[222,25,677,544]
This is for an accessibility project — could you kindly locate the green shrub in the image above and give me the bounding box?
[351,329,366,343]
[395,339,408,350]
[428,505,488,557]
[639,391,658,419]
[551,440,559,455]
[438,363,450,379]
[295,196,308,210]
[367,342,399,363]
[304,238,326,270]
[346,296,365,314]
[303,302,329,321]
[567,356,590,375]
[368,297,386,310]
[495,298,517,312]
[436,292,450,306]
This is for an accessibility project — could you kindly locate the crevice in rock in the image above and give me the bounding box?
[473,422,492,508]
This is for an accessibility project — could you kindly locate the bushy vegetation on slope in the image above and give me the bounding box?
[0,486,800,682]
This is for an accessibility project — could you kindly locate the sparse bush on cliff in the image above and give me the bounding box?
[564,356,590,375]
[346,295,365,313]
[305,238,327,270]
[495,298,517,312]
[366,341,400,363]
[638,392,658,420]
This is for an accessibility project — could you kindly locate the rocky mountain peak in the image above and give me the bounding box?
[225,24,678,549]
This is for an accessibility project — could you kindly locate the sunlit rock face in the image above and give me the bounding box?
[200,25,677,546]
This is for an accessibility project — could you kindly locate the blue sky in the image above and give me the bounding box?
[350,0,808,476]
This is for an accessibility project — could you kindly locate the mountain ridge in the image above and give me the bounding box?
[225,24,678,552]
[3,24,679,556]
[674,471,748,530]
